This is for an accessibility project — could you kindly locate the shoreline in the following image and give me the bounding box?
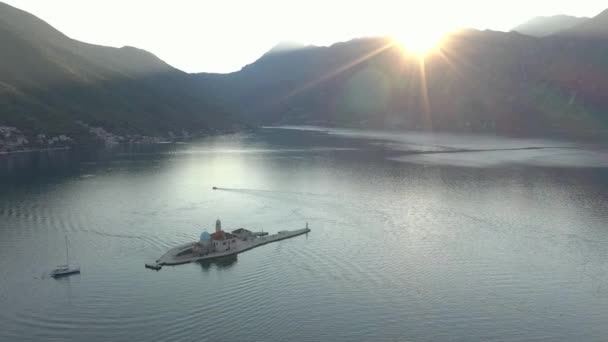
[0,146,71,155]
[0,128,248,156]
[263,124,608,144]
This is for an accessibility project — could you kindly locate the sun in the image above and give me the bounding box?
[392,29,446,57]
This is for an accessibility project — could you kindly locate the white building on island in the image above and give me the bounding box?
[193,219,243,255]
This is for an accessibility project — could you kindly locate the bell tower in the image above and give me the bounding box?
[215,218,222,233]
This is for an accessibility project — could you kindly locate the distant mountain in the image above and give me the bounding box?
[265,41,312,55]
[196,29,608,139]
[555,9,608,38]
[512,15,588,37]
[0,2,233,149]
[3,1,608,148]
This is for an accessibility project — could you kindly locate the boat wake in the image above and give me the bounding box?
[213,187,328,198]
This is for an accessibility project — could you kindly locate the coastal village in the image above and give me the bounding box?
[0,121,240,153]
[0,126,72,153]
[0,124,191,153]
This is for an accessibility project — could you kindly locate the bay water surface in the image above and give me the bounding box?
[1,127,608,341]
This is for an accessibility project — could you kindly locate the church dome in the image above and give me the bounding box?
[200,231,211,241]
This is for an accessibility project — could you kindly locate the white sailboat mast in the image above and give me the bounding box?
[65,235,69,266]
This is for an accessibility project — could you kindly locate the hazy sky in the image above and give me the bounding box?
[4,0,607,73]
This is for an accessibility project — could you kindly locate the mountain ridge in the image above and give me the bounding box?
[0,1,235,151]
[511,15,589,37]
[3,2,608,151]
[555,8,608,38]
[196,28,608,140]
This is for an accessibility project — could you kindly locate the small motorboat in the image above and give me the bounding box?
[51,236,80,278]
[212,186,218,190]
[145,262,162,270]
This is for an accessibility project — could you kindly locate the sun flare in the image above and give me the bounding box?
[392,29,446,57]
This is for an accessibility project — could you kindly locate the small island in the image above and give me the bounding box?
[147,219,310,270]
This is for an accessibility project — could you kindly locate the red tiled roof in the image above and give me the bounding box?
[211,231,225,240]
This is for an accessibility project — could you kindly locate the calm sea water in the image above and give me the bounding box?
[1,127,608,342]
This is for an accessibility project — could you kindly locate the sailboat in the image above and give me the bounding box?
[51,235,80,278]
